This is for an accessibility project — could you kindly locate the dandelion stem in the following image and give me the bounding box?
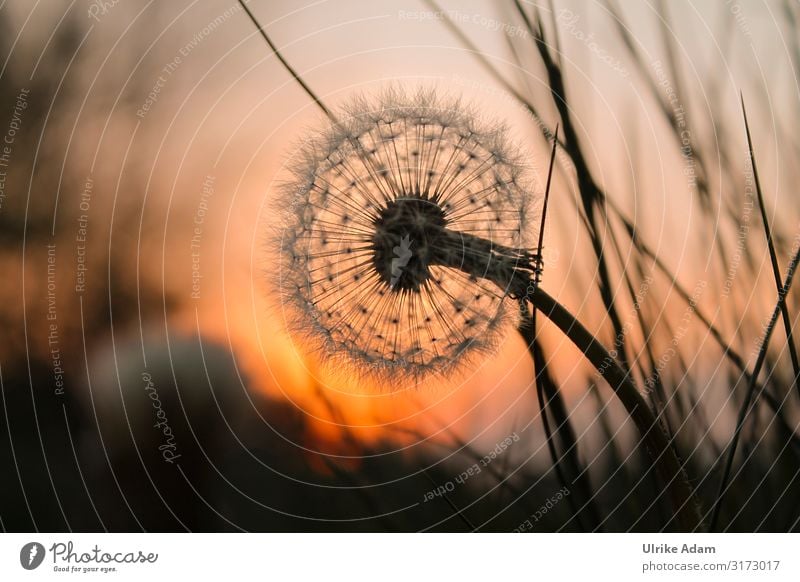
[526,286,703,531]
[430,226,702,529]
[434,230,702,529]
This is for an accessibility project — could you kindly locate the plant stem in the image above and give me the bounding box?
[709,242,800,530]
[237,0,336,122]
[518,307,602,531]
[527,287,704,531]
[433,224,702,529]
[741,95,800,398]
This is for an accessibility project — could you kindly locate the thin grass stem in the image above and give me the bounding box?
[237,0,336,122]
[741,95,800,397]
[709,242,800,530]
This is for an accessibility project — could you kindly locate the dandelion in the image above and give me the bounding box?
[272,88,702,528]
[276,88,541,379]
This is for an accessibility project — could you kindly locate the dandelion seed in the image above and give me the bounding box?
[276,88,541,380]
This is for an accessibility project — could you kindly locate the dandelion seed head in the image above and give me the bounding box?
[275,88,538,381]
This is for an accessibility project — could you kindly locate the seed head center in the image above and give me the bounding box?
[371,197,447,292]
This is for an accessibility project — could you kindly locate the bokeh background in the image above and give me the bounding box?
[1,0,799,531]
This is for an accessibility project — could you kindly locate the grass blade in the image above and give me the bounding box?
[237,0,336,121]
[709,243,800,530]
[741,95,800,396]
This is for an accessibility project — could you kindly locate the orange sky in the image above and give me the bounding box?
[14,0,796,454]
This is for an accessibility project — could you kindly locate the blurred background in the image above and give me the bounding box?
[1,0,799,532]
